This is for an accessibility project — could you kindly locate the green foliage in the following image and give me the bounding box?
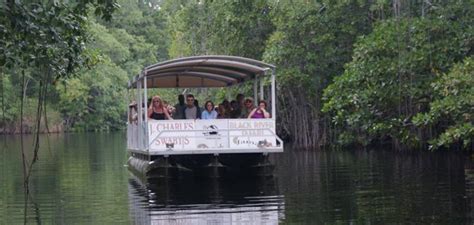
[261,1,373,147]
[89,22,131,65]
[54,16,160,131]
[100,0,169,61]
[322,16,472,148]
[167,0,273,59]
[88,21,158,75]
[1,1,118,77]
[0,73,19,122]
[264,1,372,89]
[57,57,128,131]
[0,1,119,132]
[109,28,157,74]
[413,57,474,150]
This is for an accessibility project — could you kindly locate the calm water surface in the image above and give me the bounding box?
[1,133,473,224]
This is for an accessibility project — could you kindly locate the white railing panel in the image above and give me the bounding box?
[145,119,281,153]
[228,119,277,149]
[127,123,139,150]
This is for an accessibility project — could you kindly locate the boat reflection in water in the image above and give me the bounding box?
[128,176,285,225]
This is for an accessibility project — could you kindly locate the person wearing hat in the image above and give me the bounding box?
[128,101,138,124]
[241,97,255,118]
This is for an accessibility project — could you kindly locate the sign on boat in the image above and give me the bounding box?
[126,55,284,179]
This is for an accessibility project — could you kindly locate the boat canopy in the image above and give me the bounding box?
[128,55,275,89]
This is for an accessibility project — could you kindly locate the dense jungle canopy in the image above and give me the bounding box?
[0,0,472,151]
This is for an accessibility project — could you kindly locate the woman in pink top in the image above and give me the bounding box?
[248,100,271,119]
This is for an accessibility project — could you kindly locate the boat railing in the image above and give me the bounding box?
[148,128,283,150]
[128,118,284,155]
[127,122,148,151]
[150,128,283,144]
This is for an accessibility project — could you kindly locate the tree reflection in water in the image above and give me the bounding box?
[464,159,474,224]
[20,134,43,225]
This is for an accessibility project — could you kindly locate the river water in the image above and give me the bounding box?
[1,132,473,224]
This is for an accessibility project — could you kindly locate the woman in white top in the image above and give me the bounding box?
[201,100,218,119]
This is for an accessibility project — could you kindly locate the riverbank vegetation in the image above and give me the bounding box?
[1,0,472,151]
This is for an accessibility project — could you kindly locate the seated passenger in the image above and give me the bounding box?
[128,101,138,124]
[173,94,186,119]
[163,100,175,116]
[222,99,231,115]
[201,101,217,119]
[147,97,152,108]
[248,100,271,119]
[148,95,172,120]
[241,97,255,118]
[194,99,203,115]
[229,100,241,118]
[217,103,227,119]
[184,94,201,119]
[236,93,245,110]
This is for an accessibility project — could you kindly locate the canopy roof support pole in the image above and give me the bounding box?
[253,78,258,107]
[259,77,264,101]
[126,87,130,149]
[271,69,276,120]
[126,86,130,124]
[137,79,142,150]
[143,71,149,151]
[143,73,148,126]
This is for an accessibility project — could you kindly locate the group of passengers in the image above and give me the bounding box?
[130,93,270,122]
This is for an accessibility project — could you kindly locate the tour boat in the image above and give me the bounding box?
[126,55,284,179]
